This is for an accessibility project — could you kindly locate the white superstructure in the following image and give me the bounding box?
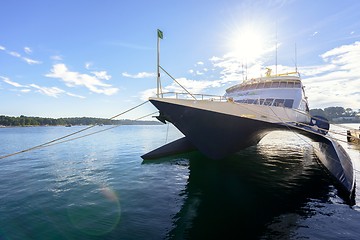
[225,71,309,113]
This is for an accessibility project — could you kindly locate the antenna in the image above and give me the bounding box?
[275,26,278,76]
[241,63,244,82]
[295,43,298,72]
[245,60,248,81]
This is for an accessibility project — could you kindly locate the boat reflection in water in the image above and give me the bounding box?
[152,132,336,239]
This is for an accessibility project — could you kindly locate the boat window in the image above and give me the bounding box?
[271,81,280,88]
[259,99,265,105]
[256,82,265,89]
[253,99,259,105]
[273,99,285,107]
[287,82,295,88]
[264,82,272,88]
[284,99,294,108]
[264,98,274,106]
[247,99,256,104]
[280,82,287,88]
[294,82,301,88]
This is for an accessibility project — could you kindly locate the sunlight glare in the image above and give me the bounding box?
[229,26,267,63]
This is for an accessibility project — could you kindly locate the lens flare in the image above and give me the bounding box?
[67,184,121,236]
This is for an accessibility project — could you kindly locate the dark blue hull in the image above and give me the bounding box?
[150,99,283,159]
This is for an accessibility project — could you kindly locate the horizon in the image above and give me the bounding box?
[1,0,360,120]
[1,104,359,119]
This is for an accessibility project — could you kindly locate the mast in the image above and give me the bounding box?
[156,29,162,97]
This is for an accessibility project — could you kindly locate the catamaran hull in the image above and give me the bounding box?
[311,139,355,198]
[143,97,355,198]
[148,98,289,159]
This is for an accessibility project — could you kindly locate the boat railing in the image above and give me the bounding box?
[160,91,227,101]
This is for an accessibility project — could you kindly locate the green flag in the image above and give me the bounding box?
[157,29,163,39]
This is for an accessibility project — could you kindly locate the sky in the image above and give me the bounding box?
[1,0,360,120]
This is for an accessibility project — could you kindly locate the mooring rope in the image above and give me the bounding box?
[0,101,151,160]
[43,111,159,148]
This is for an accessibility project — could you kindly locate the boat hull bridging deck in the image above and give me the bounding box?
[144,97,355,199]
[149,98,286,159]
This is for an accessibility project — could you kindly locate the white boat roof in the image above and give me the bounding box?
[226,71,302,93]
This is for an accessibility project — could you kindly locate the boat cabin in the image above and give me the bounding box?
[224,72,309,112]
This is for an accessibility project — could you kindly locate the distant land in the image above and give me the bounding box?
[1,106,359,127]
[309,106,359,123]
[0,115,162,127]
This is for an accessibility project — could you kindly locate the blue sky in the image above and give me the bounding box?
[1,0,360,119]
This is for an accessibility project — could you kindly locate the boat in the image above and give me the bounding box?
[142,31,356,202]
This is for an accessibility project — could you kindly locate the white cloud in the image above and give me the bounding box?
[85,62,93,70]
[196,61,204,66]
[51,55,63,61]
[312,31,318,36]
[140,88,157,101]
[122,72,156,78]
[20,89,31,93]
[1,45,41,65]
[139,77,224,101]
[210,54,245,82]
[24,47,32,54]
[66,92,86,99]
[162,77,222,95]
[29,84,65,98]
[302,41,360,109]
[23,57,41,65]
[1,76,28,88]
[92,71,111,80]
[46,63,119,95]
[9,51,21,58]
[1,76,87,98]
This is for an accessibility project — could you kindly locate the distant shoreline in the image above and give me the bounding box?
[0,123,163,128]
[0,115,162,127]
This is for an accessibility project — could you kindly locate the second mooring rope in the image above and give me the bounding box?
[0,101,151,160]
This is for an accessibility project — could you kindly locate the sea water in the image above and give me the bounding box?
[0,124,359,239]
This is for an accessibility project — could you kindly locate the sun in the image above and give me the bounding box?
[228,25,268,63]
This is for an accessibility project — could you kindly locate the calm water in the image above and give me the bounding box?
[0,124,359,239]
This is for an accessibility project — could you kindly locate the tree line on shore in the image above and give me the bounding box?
[0,115,161,127]
[309,106,360,123]
[1,106,359,127]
